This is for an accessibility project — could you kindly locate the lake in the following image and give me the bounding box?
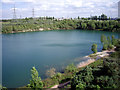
[2,30,120,88]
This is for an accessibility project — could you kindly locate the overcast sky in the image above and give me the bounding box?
[0,0,120,19]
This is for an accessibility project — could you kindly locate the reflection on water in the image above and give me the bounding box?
[2,30,119,88]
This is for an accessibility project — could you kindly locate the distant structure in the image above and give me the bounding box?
[13,4,17,20]
[118,1,120,18]
[32,8,35,18]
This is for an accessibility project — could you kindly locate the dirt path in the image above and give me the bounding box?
[51,85,59,88]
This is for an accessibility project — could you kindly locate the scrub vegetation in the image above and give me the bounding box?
[2,14,120,33]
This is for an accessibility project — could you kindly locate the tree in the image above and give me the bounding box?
[81,23,87,29]
[112,35,118,46]
[103,43,108,50]
[107,36,111,44]
[91,44,97,53]
[101,34,109,50]
[100,14,107,20]
[107,36,114,49]
[91,23,96,30]
[101,34,108,44]
[101,34,105,44]
[91,16,97,20]
[30,67,43,89]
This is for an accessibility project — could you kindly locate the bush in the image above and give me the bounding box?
[71,66,94,89]
[91,44,97,53]
[65,63,77,73]
[108,43,114,49]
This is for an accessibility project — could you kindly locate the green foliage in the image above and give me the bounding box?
[101,34,105,43]
[71,66,94,89]
[111,35,118,46]
[107,36,111,44]
[71,40,120,89]
[30,67,43,89]
[65,63,77,73]
[0,85,7,90]
[103,43,108,50]
[100,14,107,20]
[91,44,97,53]
[2,14,120,33]
[101,34,108,44]
[108,43,114,49]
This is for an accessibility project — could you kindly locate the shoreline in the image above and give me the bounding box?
[51,49,115,88]
[1,28,75,34]
[77,49,115,68]
[1,28,116,34]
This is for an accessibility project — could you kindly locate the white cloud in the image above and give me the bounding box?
[1,0,119,19]
[2,0,14,3]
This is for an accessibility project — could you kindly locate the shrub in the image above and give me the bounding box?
[65,63,77,73]
[91,44,97,53]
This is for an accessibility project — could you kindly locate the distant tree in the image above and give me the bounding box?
[107,36,111,44]
[81,23,87,29]
[91,16,97,20]
[108,43,114,49]
[30,67,43,89]
[112,35,116,45]
[91,23,96,30]
[12,26,16,31]
[91,44,97,53]
[101,34,107,44]
[100,14,107,20]
[103,43,108,50]
[98,22,102,29]
[98,16,101,20]
[78,16,80,19]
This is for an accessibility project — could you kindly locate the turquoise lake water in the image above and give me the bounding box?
[2,30,120,88]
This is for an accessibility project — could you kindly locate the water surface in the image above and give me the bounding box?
[2,30,120,88]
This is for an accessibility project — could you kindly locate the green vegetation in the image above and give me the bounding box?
[43,64,77,88]
[91,44,97,53]
[101,35,118,50]
[65,63,77,73]
[71,40,120,89]
[0,85,7,90]
[28,67,43,89]
[2,14,120,33]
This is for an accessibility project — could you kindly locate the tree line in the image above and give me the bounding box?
[2,14,120,33]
